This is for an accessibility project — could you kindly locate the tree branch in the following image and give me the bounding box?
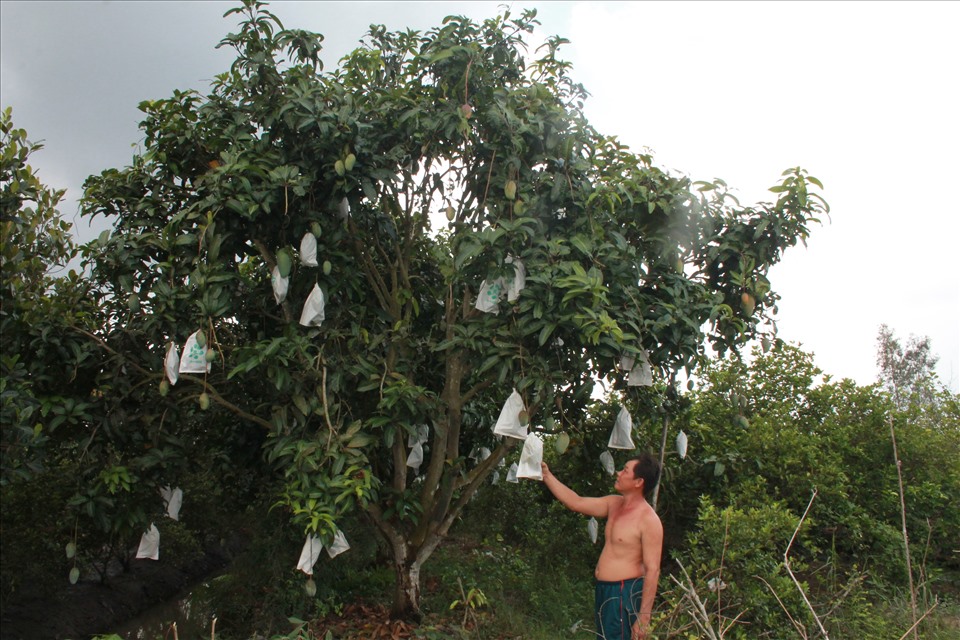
[784,488,829,639]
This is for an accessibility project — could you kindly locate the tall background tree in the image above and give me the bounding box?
[73,1,825,618]
[876,323,941,410]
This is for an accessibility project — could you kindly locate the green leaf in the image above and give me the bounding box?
[570,234,592,256]
[538,323,556,347]
[347,433,375,449]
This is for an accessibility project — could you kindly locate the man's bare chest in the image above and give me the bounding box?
[606,505,643,546]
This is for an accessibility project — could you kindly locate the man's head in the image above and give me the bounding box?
[624,452,660,499]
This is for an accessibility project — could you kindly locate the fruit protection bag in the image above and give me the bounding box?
[506,461,519,483]
[136,523,160,560]
[493,389,528,440]
[600,450,615,476]
[506,255,526,302]
[406,442,424,472]
[608,406,635,449]
[326,527,351,558]
[296,535,322,575]
[515,433,543,480]
[475,278,504,314]
[159,486,183,521]
[272,266,289,304]
[299,284,325,327]
[179,331,210,374]
[677,430,688,459]
[627,350,653,387]
[164,342,180,385]
[300,232,318,267]
[470,446,492,464]
[406,424,430,473]
[587,517,599,544]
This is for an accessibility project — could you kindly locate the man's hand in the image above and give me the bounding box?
[631,620,648,640]
[540,462,551,477]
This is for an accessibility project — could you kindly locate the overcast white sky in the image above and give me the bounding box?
[2,1,957,391]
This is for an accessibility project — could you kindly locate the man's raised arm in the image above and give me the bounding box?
[540,462,614,518]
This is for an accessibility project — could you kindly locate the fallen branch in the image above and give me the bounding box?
[896,599,939,640]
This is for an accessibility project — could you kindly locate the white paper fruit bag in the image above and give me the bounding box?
[326,527,351,558]
[300,232,318,267]
[164,342,180,385]
[475,278,504,314]
[607,406,635,450]
[627,350,653,387]
[587,517,599,544]
[516,433,543,480]
[296,535,322,575]
[506,461,519,483]
[600,450,615,476]
[136,523,160,560]
[406,441,424,472]
[179,331,210,374]
[493,389,528,440]
[677,430,688,460]
[159,486,183,521]
[299,284,326,327]
[506,255,526,302]
[272,266,289,305]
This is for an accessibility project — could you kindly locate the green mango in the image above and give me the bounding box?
[276,249,293,278]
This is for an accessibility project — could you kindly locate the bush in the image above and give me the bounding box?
[660,496,815,639]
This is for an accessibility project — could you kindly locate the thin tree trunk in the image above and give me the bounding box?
[889,418,919,640]
[653,412,670,510]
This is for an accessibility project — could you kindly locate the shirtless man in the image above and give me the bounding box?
[540,453,663,640]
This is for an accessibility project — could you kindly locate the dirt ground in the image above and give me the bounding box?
[0,546,231,640]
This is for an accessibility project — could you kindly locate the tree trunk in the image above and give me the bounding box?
[391,551,423,621]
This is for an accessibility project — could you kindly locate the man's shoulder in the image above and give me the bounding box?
[641,503,664,530]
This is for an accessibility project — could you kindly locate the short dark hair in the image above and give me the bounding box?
[631,453,660,499]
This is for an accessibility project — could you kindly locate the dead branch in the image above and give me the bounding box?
[784,488,829,639]
[896,599,939,640]
[671,559,721,640]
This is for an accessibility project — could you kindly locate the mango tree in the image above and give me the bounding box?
[78,0,826,618]
[1,108,99,486]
